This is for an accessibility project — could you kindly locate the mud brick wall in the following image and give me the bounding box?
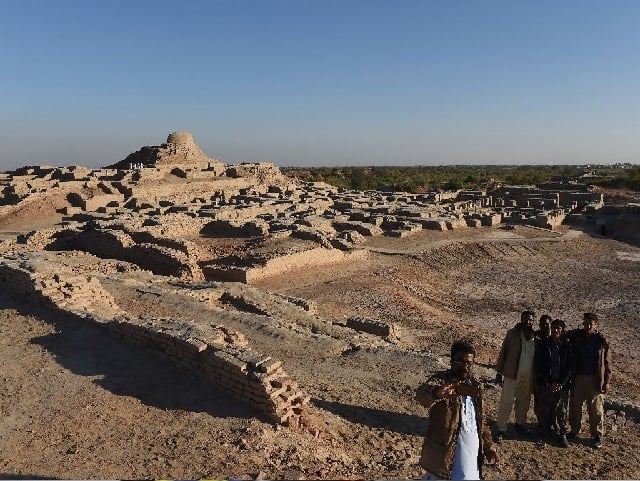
[81,194,123,211]
[128,244,203,280]
[346,316,399,339]
[0,259,122,318]
[204,248,369,284]
[420,218,448,231]
[332,220,383,236]
[0,259,39,296]
[97,316,310,425]
[17,228,59,249]
[481,213,502,227]
[127,231,204,260]
[0,259,309,425]
[48,228,204,280]
[201,219,270,237]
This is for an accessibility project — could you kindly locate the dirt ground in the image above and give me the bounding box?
[1,205,640,479]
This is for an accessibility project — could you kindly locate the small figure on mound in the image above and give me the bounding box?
[416,340,498,480]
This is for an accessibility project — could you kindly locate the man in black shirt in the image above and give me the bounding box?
[534,319,573,447]
[567,313,611,449]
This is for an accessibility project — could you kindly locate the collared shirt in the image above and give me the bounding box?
[519,330,536,372]
[450,395,480,480]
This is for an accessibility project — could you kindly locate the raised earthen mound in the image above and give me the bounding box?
[108,131,224,170]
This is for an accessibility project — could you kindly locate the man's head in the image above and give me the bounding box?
[450,340,476,379]
[520,310,535,329]
[583,312,599,335]
[550,318,566,341]
[539,314,552,336]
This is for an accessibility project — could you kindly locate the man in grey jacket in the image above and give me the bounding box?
[494,310,537,441]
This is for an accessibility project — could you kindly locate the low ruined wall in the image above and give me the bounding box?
[203,247,369,283]
[0,256,122,318]
[0,258,309,425]
[201,219,270,237]
[346,316,399,339]
[534,211,567,230]
[48,228,203,280]
[105,316,308,424]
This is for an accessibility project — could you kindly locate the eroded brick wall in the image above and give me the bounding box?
[0,258,308,425]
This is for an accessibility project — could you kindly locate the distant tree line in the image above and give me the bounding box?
[281,165,640,193]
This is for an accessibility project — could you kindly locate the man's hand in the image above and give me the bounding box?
[486,447,499,464]
[551,382,562,393]
[436,383,459,400]
[494,373,503,386]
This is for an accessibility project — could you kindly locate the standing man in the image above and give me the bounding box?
[536,315,552,341]
[416,340,498,480]
[534,319,573,447]
[567,312,611,449]
[534,314,553,427]
[494,310,537,441]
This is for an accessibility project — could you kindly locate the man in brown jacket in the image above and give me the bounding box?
[417,340,498,480]
[494,310,537,440]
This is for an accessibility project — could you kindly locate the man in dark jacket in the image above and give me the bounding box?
[534,319,573,447]
[416,340,498,480]
[566,312,611,449]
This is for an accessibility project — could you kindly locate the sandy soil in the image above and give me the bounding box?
[1,206,640,479]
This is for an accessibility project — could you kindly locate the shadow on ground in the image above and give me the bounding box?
[313,399,425,436]
[0,293,255,421]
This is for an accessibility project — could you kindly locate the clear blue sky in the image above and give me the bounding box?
[1,0,639,169]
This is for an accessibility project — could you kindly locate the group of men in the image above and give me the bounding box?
[416,311,611,480]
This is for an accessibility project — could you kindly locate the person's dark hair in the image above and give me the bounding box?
[584,312,599,323]
[552,318,566,330]
[521,310,536,321]
[539,314,552,324]
[451,340,476,358]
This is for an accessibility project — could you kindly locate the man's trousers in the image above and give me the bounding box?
[497,368,534,432]
[569,374,605,437]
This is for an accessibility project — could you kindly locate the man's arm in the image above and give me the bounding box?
[494,332,509,384]
[416,374,446,410]
[481,421,499,463]
[602,337,611,393]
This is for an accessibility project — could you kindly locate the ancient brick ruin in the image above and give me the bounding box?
[1,131,636,425]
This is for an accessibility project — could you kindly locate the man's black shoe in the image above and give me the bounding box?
[494,431,505,443]
[593,435,603,449]
[566,431,578,440]
[515,424,531,436]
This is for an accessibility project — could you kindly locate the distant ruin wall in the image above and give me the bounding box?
[203,247,369,283]
[0,258,309,425]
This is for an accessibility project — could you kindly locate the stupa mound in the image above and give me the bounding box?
[108,131,224,171]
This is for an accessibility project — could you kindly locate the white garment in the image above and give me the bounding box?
[518,330,536,372]
[450,395,481,480]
